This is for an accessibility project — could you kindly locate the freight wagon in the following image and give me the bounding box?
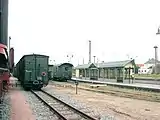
[52,63,73,81]
[15,54,49,90]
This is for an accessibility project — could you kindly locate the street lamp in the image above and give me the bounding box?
[154,46,158,74]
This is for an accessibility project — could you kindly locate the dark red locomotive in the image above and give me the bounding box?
[0,0,11,103]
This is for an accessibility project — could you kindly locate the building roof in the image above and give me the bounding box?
[75,63,97,69]
[144,58,160,64]
[75,60,134,69]
[97,60,134,68]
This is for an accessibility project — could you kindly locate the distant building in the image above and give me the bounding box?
[138,58,160,74]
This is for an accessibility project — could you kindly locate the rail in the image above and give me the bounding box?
[31,90,97,120]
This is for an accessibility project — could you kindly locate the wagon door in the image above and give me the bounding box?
[36,55,49,85]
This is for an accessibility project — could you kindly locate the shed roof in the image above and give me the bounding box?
[75,60,134,69]
[97,60,134,68]
[75,63,97,69]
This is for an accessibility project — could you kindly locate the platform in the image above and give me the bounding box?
[71,78,160,92]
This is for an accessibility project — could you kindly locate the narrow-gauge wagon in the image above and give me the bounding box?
[52,63,73,81]
[15,54,49,90]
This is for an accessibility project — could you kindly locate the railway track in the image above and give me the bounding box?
[31,90,98,120]
[51,81,160,102]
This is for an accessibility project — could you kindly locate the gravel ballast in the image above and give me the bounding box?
[21,90,59,120]
[43,86,116,120]
[0,93,11,120]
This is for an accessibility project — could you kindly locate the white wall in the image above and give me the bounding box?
[138,63,153,74]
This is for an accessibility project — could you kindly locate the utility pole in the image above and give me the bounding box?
[154,46,158,74]
[155,26,160,74]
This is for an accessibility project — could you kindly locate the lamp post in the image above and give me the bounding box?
[154,46,158,74]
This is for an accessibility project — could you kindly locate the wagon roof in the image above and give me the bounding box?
[56,63,74,67]
[16,54,49,65]
[23,54,49,58]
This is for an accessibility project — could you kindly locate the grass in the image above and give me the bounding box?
[134,74,160,79]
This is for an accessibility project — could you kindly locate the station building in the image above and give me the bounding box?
[74,59,136,82]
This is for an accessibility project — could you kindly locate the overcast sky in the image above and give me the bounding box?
[8,0,160,66]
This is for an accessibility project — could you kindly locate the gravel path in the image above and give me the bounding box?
[0,93,11,120]
[48,84,160,120]
[21,90,59,120]
[42,86,116,120]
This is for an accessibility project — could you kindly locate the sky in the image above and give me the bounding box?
[8,0,160,66]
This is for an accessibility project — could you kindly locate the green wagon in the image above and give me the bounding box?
[15,54,49,90]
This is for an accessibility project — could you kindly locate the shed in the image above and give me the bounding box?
[75,59,136,82]
[75,63,98,79]
[97,59,135,68]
